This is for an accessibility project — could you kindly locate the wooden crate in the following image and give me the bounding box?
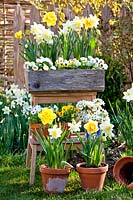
[25,69,105,93]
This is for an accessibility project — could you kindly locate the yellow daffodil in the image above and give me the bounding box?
[14,31,22,39]
[38,108,56,125]
[84,120,99,134]
[43,11,57,27]
[83,15,99,29]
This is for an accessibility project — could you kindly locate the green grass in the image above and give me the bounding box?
[0,154,133,200]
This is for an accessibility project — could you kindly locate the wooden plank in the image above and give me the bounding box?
[30,5,40,25]
[31,91,97,104]
[25,69,105,93]
[13,4,25,88]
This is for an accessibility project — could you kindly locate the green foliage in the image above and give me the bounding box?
[34,126,73,168]
[98,55,127,111]
[0,85,30,153]
[20,38,37,62]
[0,112,29,153]
[77,132,104,167]
[38,36,60,64]
[110,100,133,153]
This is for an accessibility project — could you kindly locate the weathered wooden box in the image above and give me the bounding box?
[24,69,105,93]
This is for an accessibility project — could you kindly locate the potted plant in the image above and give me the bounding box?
[74,99,114,191]
[28,105,56,143]
[112,83,133,189]
[34,115,73,194]
[14,12,108,93]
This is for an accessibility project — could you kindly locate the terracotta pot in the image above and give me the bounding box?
[76,162,108,191]
[29,123,48,143]
[113,156,133,189]
[40,164,71,194]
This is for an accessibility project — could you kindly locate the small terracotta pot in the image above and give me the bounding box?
[76,162,108,191]
[40,164,71,194]
[113,156,133,189]
[29,123,48,143]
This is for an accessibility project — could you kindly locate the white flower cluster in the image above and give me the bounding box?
[24,57,56,71]
[76,98,109,123]
[31,22,55,44]
[123,83,133,102]
[76,98,114,139]
[55,56,108,70]
[1,84,31,117]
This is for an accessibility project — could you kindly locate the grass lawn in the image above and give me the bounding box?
[0,153,133,200]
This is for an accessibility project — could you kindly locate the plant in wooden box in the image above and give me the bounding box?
[34,117,73,194]
[15,11,108,93]
[75,98,114,191]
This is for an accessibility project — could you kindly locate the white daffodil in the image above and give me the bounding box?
[15,97,23,106]
[31,22,45,36]
[88,14,99,28]
[123,87,133,102]
[100,122,114,138]
[11,100,16,109]
[5,88,13,98]
[2,106,11,115]
[48,125,62,139]
[10,83,19,91]
[71,16,83,32]
[68,119,81,133]
[42,28,54,44]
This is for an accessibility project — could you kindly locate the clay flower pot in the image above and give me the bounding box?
[40,164,71,194]
[76,162,108,191]
[113,156,133,189]
[29,123,48,143]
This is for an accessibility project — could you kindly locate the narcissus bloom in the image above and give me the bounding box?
[83,15,99,29]
[84,120,99,134]
[43,11,57,27]
[38,108,56,125]
[48,125,62,139]
[14,31,22,39]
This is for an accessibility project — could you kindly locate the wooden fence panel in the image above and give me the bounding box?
[30,5,40,25]
[0,2,132,88]
[13,4,25,88]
